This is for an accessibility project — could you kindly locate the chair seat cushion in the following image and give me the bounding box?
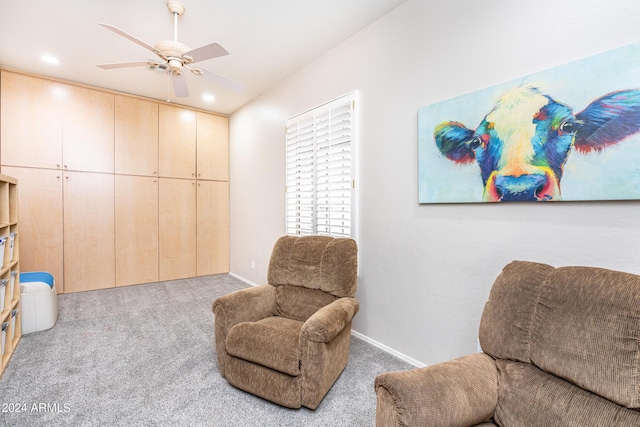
[225,316,304,377]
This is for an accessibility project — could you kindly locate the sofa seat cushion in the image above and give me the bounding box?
[495,360,640,427]
[226,316,303,376]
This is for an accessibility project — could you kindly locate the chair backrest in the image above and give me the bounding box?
[480,260,640,409]
[267,235,358,321]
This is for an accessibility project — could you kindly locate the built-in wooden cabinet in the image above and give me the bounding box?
[63,171,115,293]
[197,112,229,181]
[159,105,196,179]
[115,95,159,177]
[0,69,229,293]
[0,71,63,169]
[0,173,21,378]
[159,178,197,281]
[115,175,159,287]
[0,167,64,294]
[197,180,229,275]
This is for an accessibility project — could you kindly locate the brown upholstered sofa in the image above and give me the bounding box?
[375,261,640,426]
[212,235,358,409]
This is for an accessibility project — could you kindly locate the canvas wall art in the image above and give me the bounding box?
[418,41,640,203]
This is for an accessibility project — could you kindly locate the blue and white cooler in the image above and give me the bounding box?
[20,272,58,334]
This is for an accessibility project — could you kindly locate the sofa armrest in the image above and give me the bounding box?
[374,353,497,427]
[212,285,277,377]
[212,284,277,327]
[301,297,359,343]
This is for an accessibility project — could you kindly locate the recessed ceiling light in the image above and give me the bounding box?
[202,94,215,102]
[41,55,60,65]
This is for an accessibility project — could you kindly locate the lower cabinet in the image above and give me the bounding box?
[197,180,229,275]
[1,167,64,294]
[159,178,197,281]
[63,171,115,292]
[115,175,159,287]
[0,168,228,293]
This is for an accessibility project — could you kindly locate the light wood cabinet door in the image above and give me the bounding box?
[0,166,64,293]
[196,113,229,181]
[115,95,159,176]
[62,85,114,173]
[115,175,158,287]
[159,178,196,281]
[197,180,229,275]
[63,171,115,292]
[0,71,63,169]
[159,105,196,179]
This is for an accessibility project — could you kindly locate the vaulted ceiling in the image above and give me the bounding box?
[0,0,407,114]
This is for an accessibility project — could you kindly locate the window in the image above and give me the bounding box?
[285,91,358,239]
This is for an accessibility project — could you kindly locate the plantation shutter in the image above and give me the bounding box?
[285,92,358,239]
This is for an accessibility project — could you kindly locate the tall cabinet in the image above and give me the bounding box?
[0,69,229,294]
[0,173,20,377]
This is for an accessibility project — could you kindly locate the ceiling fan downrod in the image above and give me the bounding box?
[166,1,185,42]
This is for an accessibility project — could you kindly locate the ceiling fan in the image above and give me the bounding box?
[97,0,244,98]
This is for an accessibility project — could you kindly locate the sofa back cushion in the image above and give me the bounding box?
[529,266,640,409]
[268,235,358,298]
[275,284,338,322]
[479,260,555,363]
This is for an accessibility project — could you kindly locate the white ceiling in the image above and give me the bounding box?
[0,0,407,114]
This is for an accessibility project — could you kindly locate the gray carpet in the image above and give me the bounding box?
[0,274,413,426]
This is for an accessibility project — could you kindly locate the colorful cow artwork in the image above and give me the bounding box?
[418,41,640,203]
[433,86,640,201]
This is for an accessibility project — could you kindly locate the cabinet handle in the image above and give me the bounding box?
[64,165,68,169]
[56,164,60,168]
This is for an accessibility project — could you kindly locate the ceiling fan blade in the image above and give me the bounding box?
[97,61,151,70]
[183,42,229,64]
[199,68,245,92]
[172,73,189,98]
[99,23,159,55]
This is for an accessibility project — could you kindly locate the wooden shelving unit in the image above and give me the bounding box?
[0,172,20,377]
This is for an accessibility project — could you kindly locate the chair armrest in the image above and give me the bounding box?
[374,353,497,427]
[212,285,277,377]
[212,284,276,328]
[301,297,359,343]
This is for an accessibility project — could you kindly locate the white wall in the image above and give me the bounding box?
[229,0,640,366]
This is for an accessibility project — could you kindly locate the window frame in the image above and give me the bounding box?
[285,91,359,241]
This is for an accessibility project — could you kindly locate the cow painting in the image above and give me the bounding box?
[433,85,640,201]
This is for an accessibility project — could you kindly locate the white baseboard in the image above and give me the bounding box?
[351,330,425,368]
[229,272,260,287]
[229,272,425,368]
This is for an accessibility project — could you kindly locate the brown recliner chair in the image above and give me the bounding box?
[375,260,640,426]
[212,235,359,409]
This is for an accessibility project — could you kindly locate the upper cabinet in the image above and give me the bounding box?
[196,113,229,181]
[115,95,159,177]
[62,85,114,173]
[0,71,63,169]
[159,104,196,179]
